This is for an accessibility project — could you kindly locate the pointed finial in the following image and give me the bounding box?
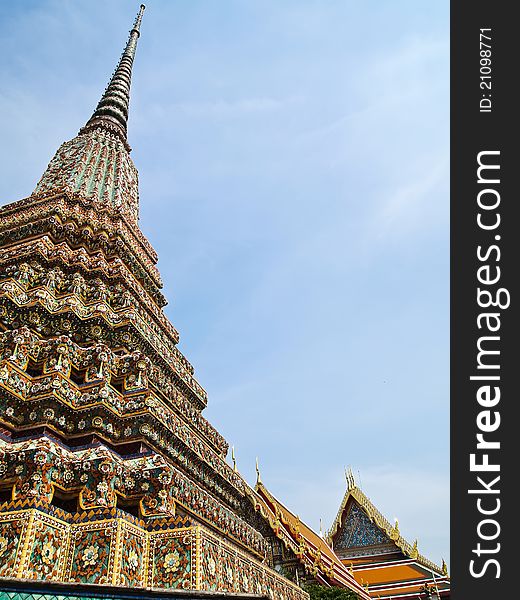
[390,518,400,540]
[345,466,356,490]
[319,518,323,538]
[441,558,448,576]
[255,457,262,484]
[81,4,146,146]
[294,514,301,534]
[411,539,418,558]
[132,5,146,35]
[231,446,237,472]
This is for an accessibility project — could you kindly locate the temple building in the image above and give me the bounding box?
[0,5,448,600]
[326,470,450,599]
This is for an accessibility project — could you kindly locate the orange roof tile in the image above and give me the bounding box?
[244,481,371,600]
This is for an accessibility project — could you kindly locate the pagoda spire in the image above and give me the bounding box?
[80,4,145,144]
[32,5,146,220]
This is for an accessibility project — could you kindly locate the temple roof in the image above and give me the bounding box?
[327,474,448,578]
[245,481,371,600]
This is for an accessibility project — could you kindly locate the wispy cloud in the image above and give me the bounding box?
[169,96,302,117]
[370,155,449,238]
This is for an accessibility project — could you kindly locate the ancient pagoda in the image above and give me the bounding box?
[0,6,368,600]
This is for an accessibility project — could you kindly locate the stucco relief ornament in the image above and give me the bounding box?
[127,549,139,571]
[208,556,217,576]
[163,550,180,573]
[41,541,56,565]
[0,536,8,556]
[81,545,99,567]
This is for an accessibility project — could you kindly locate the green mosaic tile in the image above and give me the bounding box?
[0,594,120,600]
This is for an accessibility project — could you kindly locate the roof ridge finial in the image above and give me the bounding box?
[231,446,237,472]
[441,558,448,576]
[80,4,146,148]
[390,517,400,540]
[255,457,262,484]
[345,466,356,490]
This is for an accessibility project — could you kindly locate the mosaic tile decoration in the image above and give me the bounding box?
[0,507,306,600]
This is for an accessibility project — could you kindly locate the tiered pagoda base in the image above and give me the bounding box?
[0,433,305,600]
[0,503,304,600]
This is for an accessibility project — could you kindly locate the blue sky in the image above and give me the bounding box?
[0,0,449,566]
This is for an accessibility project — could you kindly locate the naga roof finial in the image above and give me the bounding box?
[390,518,400,540]
[255,457,262,484]
[345,466,356,490]
[441,558,449,576]
[80,4,146,147]
[231,446,237,472]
